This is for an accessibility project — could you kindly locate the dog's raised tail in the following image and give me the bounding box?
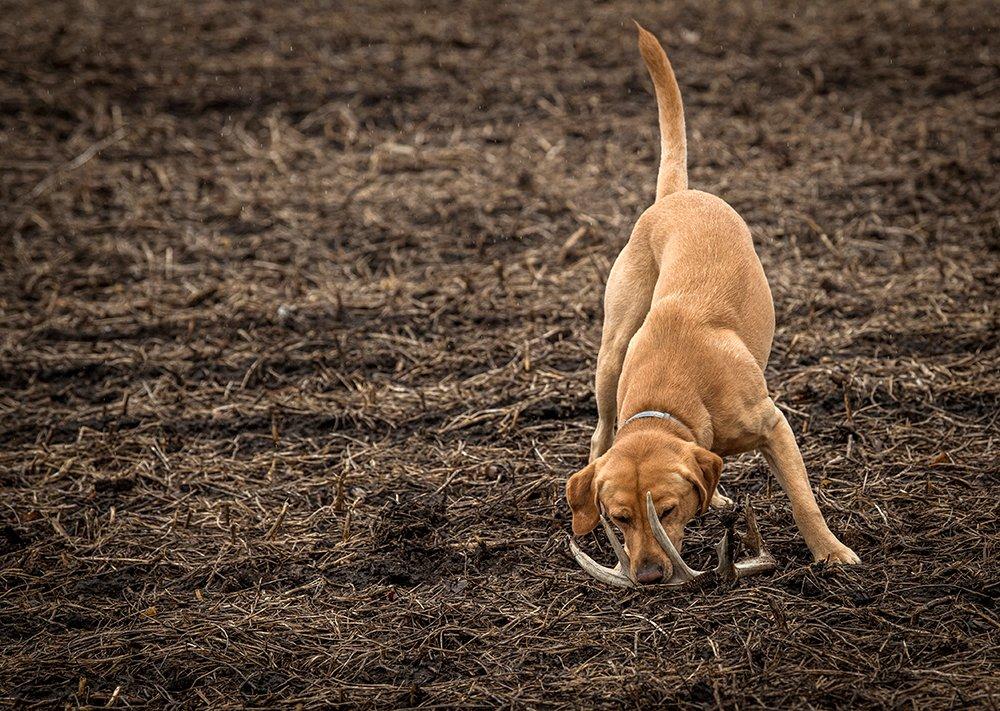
[635,22,687,199]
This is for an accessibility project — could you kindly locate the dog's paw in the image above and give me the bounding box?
[710,492,734,509]
[813,544,861,566]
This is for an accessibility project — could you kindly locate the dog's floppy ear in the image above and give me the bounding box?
[690,446,722,515]
[566,461,600,535]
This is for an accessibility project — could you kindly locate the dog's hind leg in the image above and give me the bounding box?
[590,241,657,461]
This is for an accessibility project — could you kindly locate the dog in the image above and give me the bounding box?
[566,23,860,585]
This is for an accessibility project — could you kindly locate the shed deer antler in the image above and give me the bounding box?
[569,492,776,588]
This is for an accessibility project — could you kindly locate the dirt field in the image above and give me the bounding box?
[1,0,998,707]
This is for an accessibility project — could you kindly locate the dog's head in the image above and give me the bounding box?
[565,430,721,584]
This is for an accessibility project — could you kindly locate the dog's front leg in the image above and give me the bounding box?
[710,492,734,509]
[759,406,861,564]
[590,344,626,461]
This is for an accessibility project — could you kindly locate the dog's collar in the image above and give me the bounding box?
[616,409,694,440]
[619,410,676,429]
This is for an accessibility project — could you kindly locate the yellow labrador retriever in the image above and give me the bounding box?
[566,23,860,585]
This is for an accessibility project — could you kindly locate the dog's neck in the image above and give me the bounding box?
[615,321,716,448]
[616,384,715,448]
[615,409,697,443]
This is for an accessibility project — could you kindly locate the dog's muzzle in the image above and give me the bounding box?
[568,492,776,588]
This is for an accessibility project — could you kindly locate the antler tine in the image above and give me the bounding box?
[599,513,634,581]
[732,499,776,578]
[567,510,635,588]
[742,498,765,550]
[568,537,634,588]
[714,525,738,581]
[645,491,704,584]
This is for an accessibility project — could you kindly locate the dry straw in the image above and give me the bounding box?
[1,0,997,707]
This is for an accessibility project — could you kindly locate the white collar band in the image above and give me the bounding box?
[618,409,676,431]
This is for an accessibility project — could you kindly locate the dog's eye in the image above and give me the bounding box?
[659,507,675,521]
[612,514,632,527]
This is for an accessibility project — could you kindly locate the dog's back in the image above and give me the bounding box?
[634,191,774,370]
[633,28,774,369]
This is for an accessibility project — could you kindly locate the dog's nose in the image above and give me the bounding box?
[635,561,664,584]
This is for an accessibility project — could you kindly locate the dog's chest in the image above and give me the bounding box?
[708,402,777,456]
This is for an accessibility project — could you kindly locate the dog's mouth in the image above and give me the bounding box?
[569,492,776,588]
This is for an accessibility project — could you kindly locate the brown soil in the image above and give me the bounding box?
[1,0,998,708]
